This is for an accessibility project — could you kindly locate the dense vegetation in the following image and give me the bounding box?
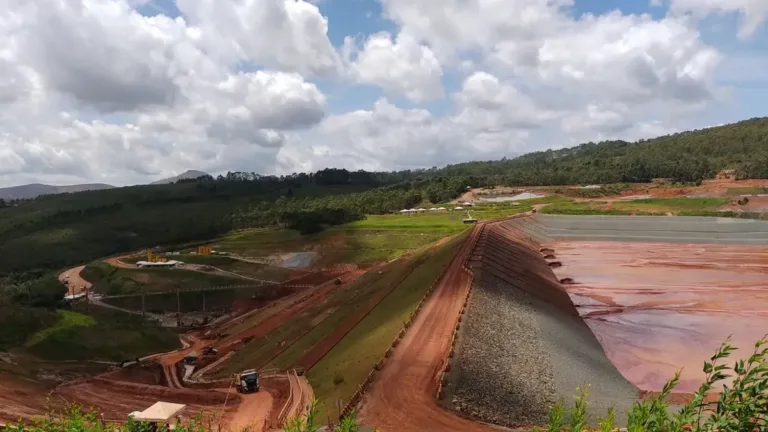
[3,117,768,299]
[0,304,179,361]
[541,337,768,432]
[436,117,768,184]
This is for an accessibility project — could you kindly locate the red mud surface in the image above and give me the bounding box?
[0,373,57,423]
[549,240,768,393]
[55,379,228,421]
[358,225,500,432]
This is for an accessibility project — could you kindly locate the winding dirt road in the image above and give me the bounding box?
[59,265,91,295]
[357,225,500,432]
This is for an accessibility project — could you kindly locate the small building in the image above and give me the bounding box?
[136,260,182,269]
[63,292,87,302]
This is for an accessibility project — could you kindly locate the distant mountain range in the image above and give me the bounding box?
[0,183,114,200]
[0,170,211,200]
[150,170,211,185]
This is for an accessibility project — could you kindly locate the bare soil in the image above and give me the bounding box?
[357,224,505,432]
[59,265,91,295]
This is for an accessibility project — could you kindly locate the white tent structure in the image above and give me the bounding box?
[131,402,186,423]
[136,260,182,268]
[429,207,437,212]
[417,208,426,213]
[437,207,447,212]
[454,206,464,211]
[399,209,410,213]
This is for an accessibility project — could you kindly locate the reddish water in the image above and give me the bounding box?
[549,241,768,393]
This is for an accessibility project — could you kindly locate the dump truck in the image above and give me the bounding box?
[236,369,259,393]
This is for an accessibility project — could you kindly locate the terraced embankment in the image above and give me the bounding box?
[449,214,768,428]
[446,218,637,427]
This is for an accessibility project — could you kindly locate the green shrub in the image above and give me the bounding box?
[2,406,212,432]
[540,337,768,432]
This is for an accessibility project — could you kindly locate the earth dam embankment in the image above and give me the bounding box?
[447,214,768,427]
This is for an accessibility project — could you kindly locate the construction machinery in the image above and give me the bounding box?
[236,369,259,393]
[146,251,168,263]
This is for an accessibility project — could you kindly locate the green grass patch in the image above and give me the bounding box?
[308,230,469,420]
[25,305,180,361]
[214,242,438,378]
[169,254,233,266]
[613,197,729,211]
[25,310,96,347]
[170,254,299,282]
[540,201,634,215]
[82,262,244,295]
[213,205,528,267]
[0,307,59,350]
[105,284,297,314]
[542,197,731,216]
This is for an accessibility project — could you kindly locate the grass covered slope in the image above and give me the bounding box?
[541,197,731,216]
[214,206,526,267]
[307,230,470,421]
[81,262,245,295]
[25,305,180,361]
[212,240,444,378]
[0,305,180,361]
[0,307,60,350]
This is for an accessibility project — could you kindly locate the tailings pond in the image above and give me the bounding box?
[549,240,768,393]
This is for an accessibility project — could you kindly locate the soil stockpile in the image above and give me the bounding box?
[448,220,637,427]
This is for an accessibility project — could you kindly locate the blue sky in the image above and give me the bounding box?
[1,0,767,186]
[136,0,767,127]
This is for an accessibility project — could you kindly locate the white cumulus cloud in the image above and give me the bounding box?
[346,32,443,102]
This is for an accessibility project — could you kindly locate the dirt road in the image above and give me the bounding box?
[59,265,91,295]
[225,390,273,432]
[358,225,499,432]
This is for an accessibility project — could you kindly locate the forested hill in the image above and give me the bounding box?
[434,117,768,184]
[1,116,767,300]
[0,171,476,289]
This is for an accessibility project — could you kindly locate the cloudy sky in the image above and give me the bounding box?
[0,0,766,186]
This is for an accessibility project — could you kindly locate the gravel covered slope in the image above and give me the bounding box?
[451,272,556,426]
[447,221,638,427]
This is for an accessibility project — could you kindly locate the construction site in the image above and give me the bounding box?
[3,181,768,431]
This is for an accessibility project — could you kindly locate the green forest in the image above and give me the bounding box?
[2,116,768,308]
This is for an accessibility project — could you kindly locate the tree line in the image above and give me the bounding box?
[2,116,767,304]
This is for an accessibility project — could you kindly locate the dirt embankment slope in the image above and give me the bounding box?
[358,215,638,431]
[357,224,501,432]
